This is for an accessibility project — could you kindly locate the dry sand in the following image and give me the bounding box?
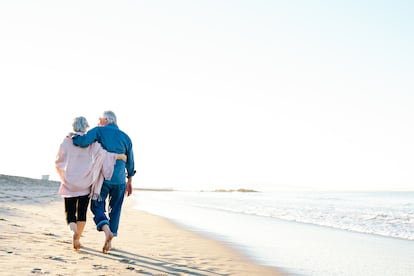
[0,175,284,275]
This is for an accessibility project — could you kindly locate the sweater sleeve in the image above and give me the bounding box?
[89,142,118,199]
[55,138,69,182]
[73,127,99,148]
[102,152,118,180]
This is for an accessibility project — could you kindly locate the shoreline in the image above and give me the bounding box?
[131,189,414,276]
[0,175,284,275]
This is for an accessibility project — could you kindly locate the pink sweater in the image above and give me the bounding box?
[55,136,118,198]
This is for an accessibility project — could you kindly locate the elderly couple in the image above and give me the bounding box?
[55,110,135,253]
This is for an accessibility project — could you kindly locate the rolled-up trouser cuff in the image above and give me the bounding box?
[96,220,109,232]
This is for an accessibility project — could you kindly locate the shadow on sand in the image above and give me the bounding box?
[81,246,227,276]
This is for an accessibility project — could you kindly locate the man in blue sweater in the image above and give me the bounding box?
[72,110,135,253]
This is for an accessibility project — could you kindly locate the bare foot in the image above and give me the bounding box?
[102,232,113,253]
[73,233,81,250]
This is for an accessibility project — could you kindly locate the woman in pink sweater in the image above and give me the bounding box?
[55,116,126,250]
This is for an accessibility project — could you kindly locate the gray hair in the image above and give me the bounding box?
[72,116,89,133]
[102,110,117,126]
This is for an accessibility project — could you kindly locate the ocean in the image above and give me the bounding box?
[132,190,414,276]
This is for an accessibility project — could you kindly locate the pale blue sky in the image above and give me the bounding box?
[1,1,413,191]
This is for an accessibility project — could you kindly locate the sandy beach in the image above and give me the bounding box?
[0,175,283,276]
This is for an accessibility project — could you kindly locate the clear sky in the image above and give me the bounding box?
[1,1,413,191]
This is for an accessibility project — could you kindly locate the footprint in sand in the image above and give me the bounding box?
[31,268,46,274]
[92,264,108,270]
[120,258,135,264]
[47,256,66,262]
[43,232,58,237]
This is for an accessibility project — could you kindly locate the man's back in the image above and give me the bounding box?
[72,124,135,184]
